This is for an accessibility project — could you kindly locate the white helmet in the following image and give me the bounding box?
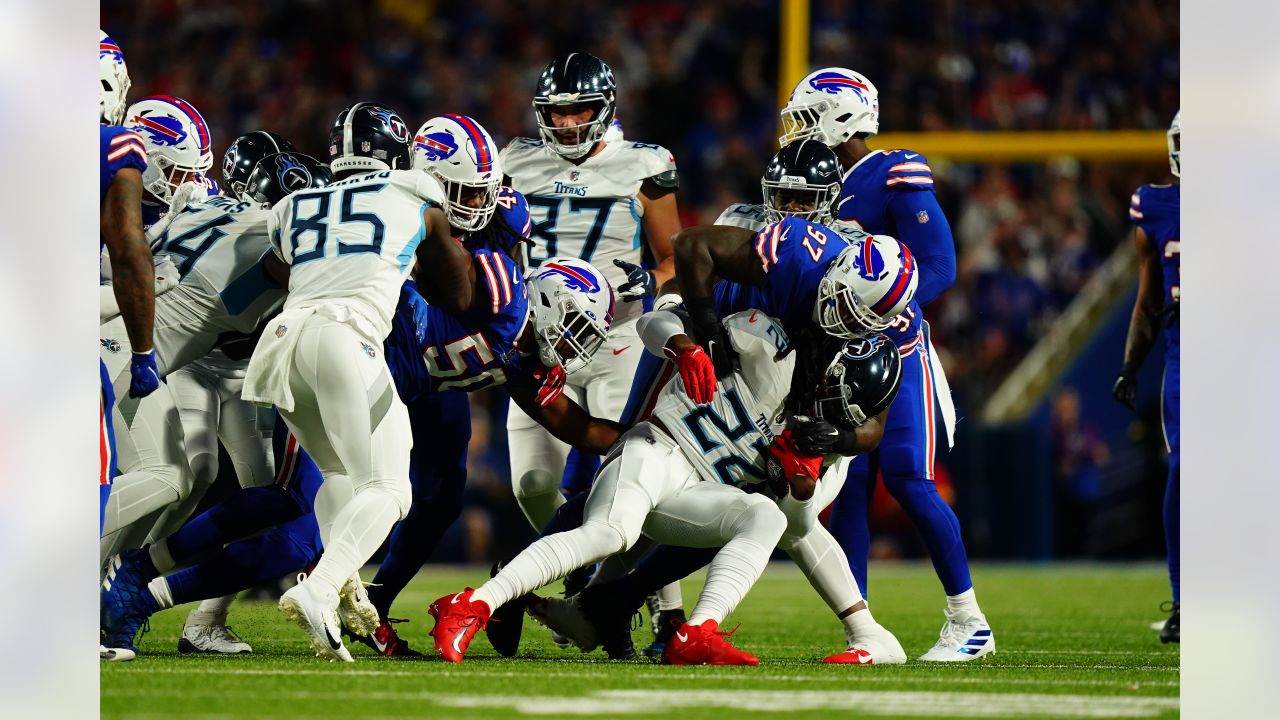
[816,235,918,338]
[780,67,880,148]
[526,257,615,374]
[1167,110,1180,178]
[412,114,503,232]
[125,96,214,205]
[99,31,131,126]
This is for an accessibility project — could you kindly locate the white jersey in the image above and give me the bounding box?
[715,202,871,244]
[269,169,446,341]
[641,310,795,487]
[501,137,677,324]
[146,196,286,375]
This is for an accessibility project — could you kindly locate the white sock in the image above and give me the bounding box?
[193,594,236,618]
[474,522,623,611]
[308,488,402,596]
[946,588,981,618]
[148,540,176,574]
[783,524,864,613]
[147,577,175,610]
[688,538,772,626]
[313,473,355,547]
[656,581,684,612]
[841,607,878,646]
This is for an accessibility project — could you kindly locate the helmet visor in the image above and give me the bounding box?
[762,180,838,225]
[779,105,823,147]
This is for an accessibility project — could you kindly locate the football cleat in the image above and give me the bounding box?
[485,561,529,657]
[1159,604,1180,644]
[823,622,907,665]
[100,643,136,662]
[337,573,381,638]
[101,549,154,614]
[278,575,353,663]
[178,610,251,654]
[527,594,598,652]
[917,610,995,662]
[354,618,422,657]
[644,608,687,658]
[662,620,759,666]
[578,584,640,659]
[101,555,158,660]
[428,588,491,663]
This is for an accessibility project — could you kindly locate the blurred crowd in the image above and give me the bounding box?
[102,0,1178,562]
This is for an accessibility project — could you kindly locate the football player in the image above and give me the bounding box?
[122,95,215,230]
[780,68,992,661]
[1113,111,1180,643]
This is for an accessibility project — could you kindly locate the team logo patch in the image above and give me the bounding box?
[568,171,580,182]
[415,131,459,162]
[842,334,885,361]
[129,112,186,146]
[275,324,288,338]
[99,38,125,63]
[853,239,888,281]
[368,107,409,143]
[538,262,600,293]
[361,341,377,358]
[222,144,239,179]
[916,210,930,224]
[808,71,871,102]
[274,154,312,193]
[100,338,121,353]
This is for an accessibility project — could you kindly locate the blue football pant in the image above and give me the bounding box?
[100,360,117,534]
[1162,358,1180,604]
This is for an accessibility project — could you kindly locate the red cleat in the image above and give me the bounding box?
[661,620,759,666]
[355,618,422,658]
[428,588,491,663]
[823,647,875,664]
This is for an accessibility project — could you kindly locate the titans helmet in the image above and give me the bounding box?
[243,152,334,209]
[328,102,413,175]
[533,53,618,160]
[810,333,902,430]
[762,139,844,226]
[221,131,296,202]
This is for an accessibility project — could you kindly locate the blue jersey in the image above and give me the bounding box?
[1129,183,1180,353]
[712,216,852,334]
[100,126,148,208]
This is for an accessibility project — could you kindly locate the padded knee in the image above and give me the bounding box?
[730,495,788,545]
[514,468,561,501]
[356,476,412,519]
[577,520,632,558]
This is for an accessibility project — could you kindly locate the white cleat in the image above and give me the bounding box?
[527,595,598,652]
[918,610,995,662]
[824,623,908,665]
[100,644,136,662]
[179,611,252,654]
[337,573,380,638]
[279,575,353,663]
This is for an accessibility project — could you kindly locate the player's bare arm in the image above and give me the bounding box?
[1114,227,1163,409]
[412,205,477,315]
[102,167,155,353]
[639,177,680,289]
[508,384,624,454]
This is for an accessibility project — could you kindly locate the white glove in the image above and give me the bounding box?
[153,253,180,295]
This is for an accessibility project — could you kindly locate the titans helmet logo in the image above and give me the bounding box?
[275,154,312,193]
[369,107,409,143]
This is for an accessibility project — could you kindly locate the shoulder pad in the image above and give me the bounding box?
[646,169,680,191]
[725,310,790,356]
[714,203,767,231]
[883,150,933,191]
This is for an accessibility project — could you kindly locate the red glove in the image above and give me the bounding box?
[665,344,717,404]
[768,431,824,482]
[533,364,567,407]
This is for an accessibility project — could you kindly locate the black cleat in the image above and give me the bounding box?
[1159,603,1179,644]
[644,608,687,658]
[485,561,528,657]
[578,584,639,660]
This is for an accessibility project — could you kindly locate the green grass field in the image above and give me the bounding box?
[101,562,1179,719]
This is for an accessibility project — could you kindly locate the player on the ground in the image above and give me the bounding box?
[430,309,864,666]
[1113,111,1180,644]
[778,67,992,661]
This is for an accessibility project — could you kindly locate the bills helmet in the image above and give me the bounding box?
[1168,111,1180,178]
[780,67,880,147]
[816,235,918,337]
[526,257,615,374]
[222,131,296,202]
[810,333,902,430]
[328,102,412,175]
[412,115,503,232]
[125,96,214,205]
[533,53,618,160]
[100,31,131,126]
[244,153,333,209]
[762,139,843,226]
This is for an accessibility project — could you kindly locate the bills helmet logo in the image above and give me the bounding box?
[129,112,186,146]
[275,154,312,193]
[538,262,601,294]
[854,238,888,282]
[99,36,125,63]
[369,107,410,143]
[415,131,459,162]
[808,71,871,102]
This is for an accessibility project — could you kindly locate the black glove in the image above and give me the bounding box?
[1112,370,1137,411]
[613,259,655,302]
[788,415,858,456]
[686,297,735,379]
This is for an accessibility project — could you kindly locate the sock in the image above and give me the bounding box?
[631,545,717,600]
[147,577,175,611]
[194,594,236,617]
[784,524,864,614]
[308,487,403,596]
[313,473,355,547]
[474,522,623,611]
[946,588,981,617]
[656,581,683,611]
[148,540,175,574]
[841,607,878,646]
[688,539,773,626]
[827,457,875,598]
[368,470,466,618]
[884,474,974,596]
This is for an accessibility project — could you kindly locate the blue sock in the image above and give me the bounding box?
[167,514,320,606]
[165,485,306,565]
[883,472,973,596]
[1165,462,1180,604]
[560,448,600,495]
[829,455,875,598]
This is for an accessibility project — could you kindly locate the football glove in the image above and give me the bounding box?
[533,364,567,407]
[400,281,431,348]
[129,349,161,399]
[788,415,858,456]
[1112,370,1137,411]
[613,259,656,302]
[687,297,736,379]
[765,431,824,497]
[665,344,716,404]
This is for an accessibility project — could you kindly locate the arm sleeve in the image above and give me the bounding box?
[885,190,956,306]
[636,310,689,357]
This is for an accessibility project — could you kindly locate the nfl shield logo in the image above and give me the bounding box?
[569,171,579,182]
[275,324,288,338]
[361,141,371,152]
[916,210,930,224]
